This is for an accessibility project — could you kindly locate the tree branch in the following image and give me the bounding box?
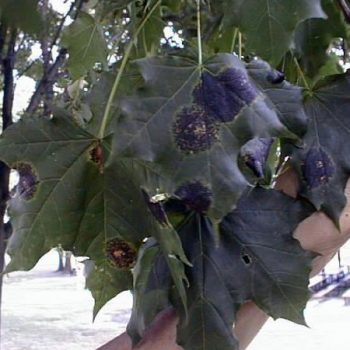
[0,26,17,333]
[2,29,17,128]
[0,23,7,62]
[40,0,53,116]
[50,0,76,50]
[26,0,84,114]
[26,48,67,114]
[338,0,350,24]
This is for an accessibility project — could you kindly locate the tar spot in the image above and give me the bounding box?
[193,68,258,123]
[302,148,335,189]
[267,69,285,84]
[173,105,218,154]
[241,138,274,178]
[141,189,168,226]
[89,143,104,173]
[175,181,212,213]
[106,239,137,269]
[15,163,38,200]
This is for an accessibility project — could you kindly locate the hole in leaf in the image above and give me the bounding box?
[106,239,137,269]
[193,68,258,123]
[173,105,218,154]
[175,181,212,213]
[241,253,252,266]
[13,162,38,200]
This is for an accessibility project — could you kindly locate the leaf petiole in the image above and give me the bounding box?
[196,0,202,66]
[293,56,311,91]
[98,0,161,139]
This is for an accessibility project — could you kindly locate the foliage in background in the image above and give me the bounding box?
[1,0,350,349]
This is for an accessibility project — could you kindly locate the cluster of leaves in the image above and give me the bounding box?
[2,0,350,349]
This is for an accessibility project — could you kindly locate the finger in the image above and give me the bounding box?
[234,301,269,350]
[294,178,350,276]
[96,308,181,350]
[275,167,350,274]
[96,332,131,350]
[134,308,181,350]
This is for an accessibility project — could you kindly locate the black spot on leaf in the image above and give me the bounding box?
[173,105,218,154]
[106,239,137,269]
[141,189,168,226]
[267,69,285,84]
[14,163,38,200]
[302,148,335,189]
[241,138,274,178]
[175,181,212,213]
[193,68,258,123]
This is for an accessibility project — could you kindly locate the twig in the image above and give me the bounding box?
[40,0,53,116]
[26,48,67,114]
[50,0,76,50]
[2,29,17,128]
[338,0,350,24]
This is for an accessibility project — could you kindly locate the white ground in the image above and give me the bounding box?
[2,248,350,350]
[1,251,132,350]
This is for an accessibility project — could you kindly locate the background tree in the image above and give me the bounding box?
[1,1,350,349]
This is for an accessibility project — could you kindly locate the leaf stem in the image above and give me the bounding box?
[98,0,161,139]
[238,31,242,58]
[196,0,202,66]
[293,57,310,91]
[230,28,239,53]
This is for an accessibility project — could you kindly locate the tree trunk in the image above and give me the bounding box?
[0,26,16,339]
[56,246,64,272]
[63,251,73,275]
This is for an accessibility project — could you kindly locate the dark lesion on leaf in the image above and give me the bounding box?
[106,239,137,269]
[88,142,104,173]
[174,181,212,213]
[193,68,258,123]
[13,162,39,200]
[302,147,335,189]
[173,105,219,154]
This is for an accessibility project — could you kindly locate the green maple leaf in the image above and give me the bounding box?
[0,0,43,34]
[294,0,347,81]
[247,59,307,137]
[127,240,172,345]
[213,0,325,64]
[62,12,108,79]
[128,188,314,350]
[0,104,189,314]
[176,188,314,350]
[115,53,301,220]
[289,72,350,223]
